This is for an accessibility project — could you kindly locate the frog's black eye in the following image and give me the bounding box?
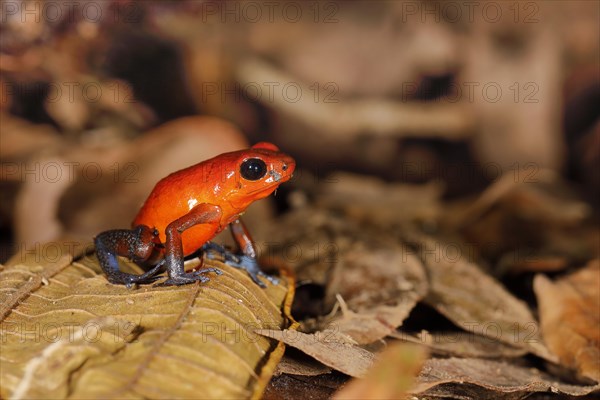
[240,158,267,181]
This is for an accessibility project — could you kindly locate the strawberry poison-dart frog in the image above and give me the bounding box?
[94,142,295,287]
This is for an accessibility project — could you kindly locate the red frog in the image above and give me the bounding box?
[94,142,295,287]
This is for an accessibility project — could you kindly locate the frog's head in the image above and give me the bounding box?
[223,142,296,210]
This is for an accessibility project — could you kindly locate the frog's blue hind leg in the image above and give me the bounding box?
[94,225,164,288]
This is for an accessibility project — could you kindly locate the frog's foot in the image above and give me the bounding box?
[202,243,278,287]
[158,267,222,286]
[104,261,164,289]
[226,254,279,288]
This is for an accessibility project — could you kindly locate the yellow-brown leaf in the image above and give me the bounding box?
[535,260,600,382]
[0,252,293,399]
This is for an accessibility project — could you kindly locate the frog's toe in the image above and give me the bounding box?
[258,270,279,285]
[105,270,162,288]
[194,267,223,276]
[223,255,279,288]
[157,268,221,286]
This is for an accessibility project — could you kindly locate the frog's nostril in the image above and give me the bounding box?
[270,170,282,182]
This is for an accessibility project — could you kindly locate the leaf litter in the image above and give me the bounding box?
[2,171,598,399]
[260,172,599,398]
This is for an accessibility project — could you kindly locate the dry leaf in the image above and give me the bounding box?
[259,207,349,285]
[255,329,375,378]
[333,343,426,400]
[535,260,600,382]
[14,155,74,249]
[406,233,556,362]
[316,172,442,226]
[274,355,332,377]
[264,373,346,400]
[237,58,474,139]
[265,206,428,344]
[44,79,91,131]
[390,330,528,359]
[412,357,600,399]
[445,174,593,275]
[0,113,61,160]
[0,252,293,399]
[326,242,428,345]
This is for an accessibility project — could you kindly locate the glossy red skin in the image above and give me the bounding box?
[132,143,295,255]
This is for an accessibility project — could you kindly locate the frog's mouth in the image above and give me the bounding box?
[240,169,293,199]
[228,185,276,211]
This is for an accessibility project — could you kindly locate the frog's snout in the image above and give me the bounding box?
[276,156,296,182]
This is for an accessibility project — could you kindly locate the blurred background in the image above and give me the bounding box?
[0,0,598,264]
